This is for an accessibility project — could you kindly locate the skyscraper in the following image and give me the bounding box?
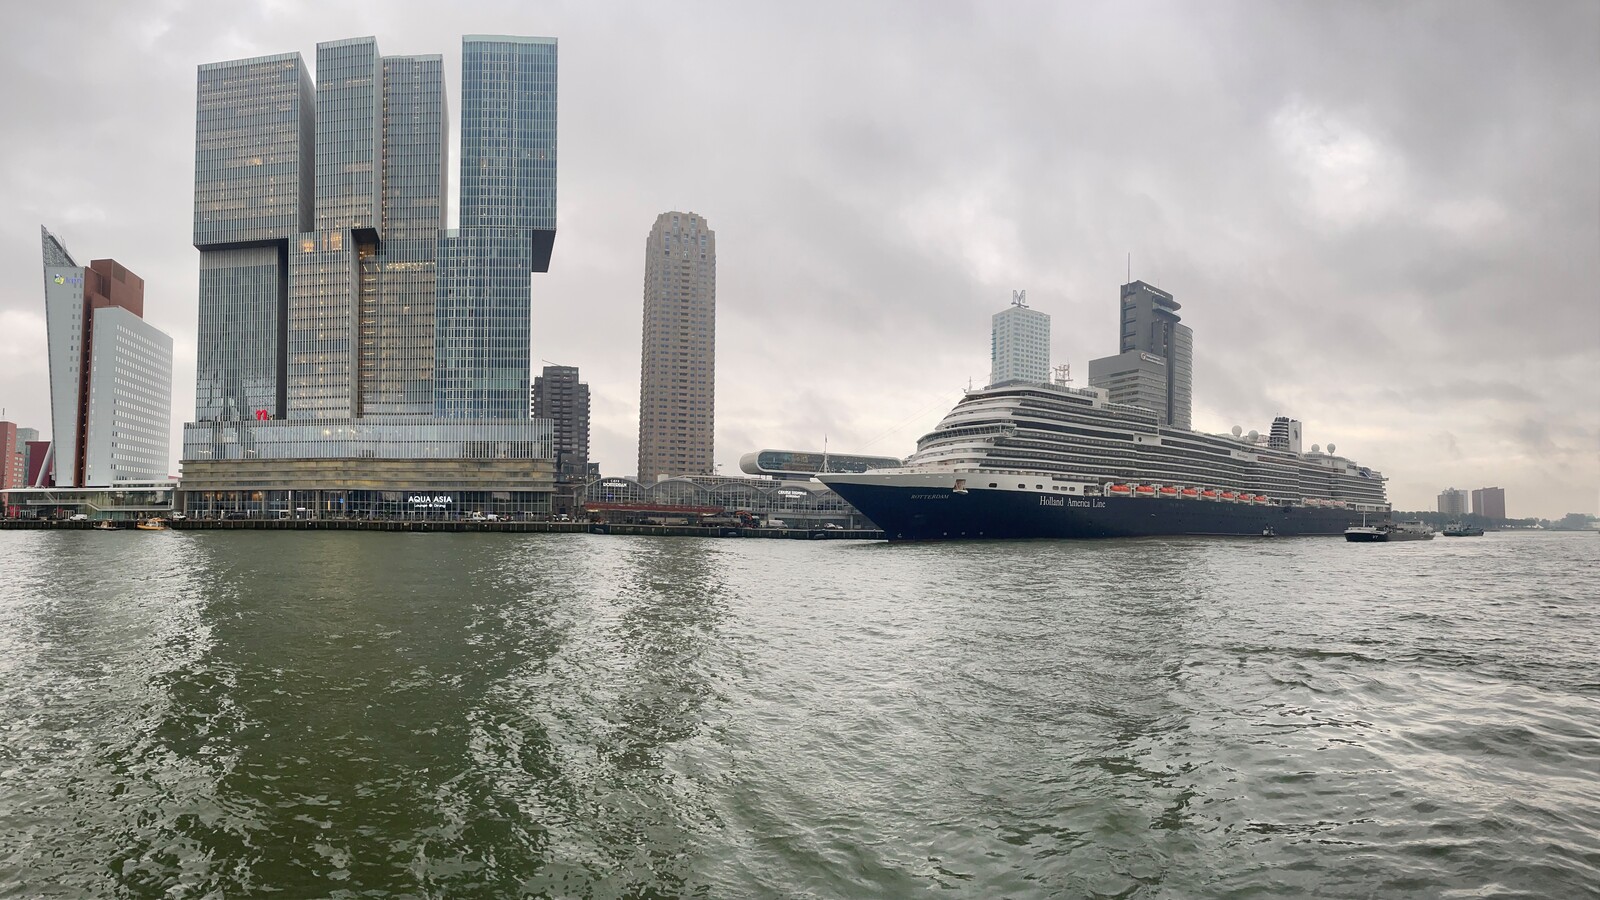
[637,211,716,482]
[1471,486,1506,520]
[1087,280,1193,429]
[436,36,558,420]
[989,292,1050,387]
[1438,487,1471,518]
[39,228,173,487]
[181,35,561,520]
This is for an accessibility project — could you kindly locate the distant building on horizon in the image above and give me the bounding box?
[1472,486,1506,520]
[637,211,716,483]
[1437,487,1471,518]
[989,291,1050,387]
[1087,280,1193,430]
[38,227,173,487]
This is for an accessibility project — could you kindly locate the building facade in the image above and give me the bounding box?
[181,35,561,518]
[1088,281,1192,430]
[989,293,1050,387]
[532,364,589,515]
[637,211,716,482]
[1437,487,1471,518]
[39,228,173,487]
[1471,486,1506,520]
[1,422,23,510]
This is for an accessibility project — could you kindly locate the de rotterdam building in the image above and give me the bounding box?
[182,35,561,520]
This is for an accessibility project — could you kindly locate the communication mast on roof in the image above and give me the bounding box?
[1053,363,1072,386]
[1012,289,1027,308]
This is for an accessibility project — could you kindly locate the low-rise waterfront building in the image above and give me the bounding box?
[584,473,874,529]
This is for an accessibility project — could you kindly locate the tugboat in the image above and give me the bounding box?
[1442,522,1484,537]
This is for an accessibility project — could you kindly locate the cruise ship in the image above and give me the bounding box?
[819,381,1389,541]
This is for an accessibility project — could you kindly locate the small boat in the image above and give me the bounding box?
[1107,483,1132,496]
[1200,489,1219,500]
[1442,523,1484,537]
[1180,487,1199,498]
[93,520,116,531]
[1221,491,1237,501]
[135,518,169,531]
[1134,485,1157,497]
[1158,486,1179,497]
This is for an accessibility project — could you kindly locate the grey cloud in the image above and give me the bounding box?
[0,0,1595,517]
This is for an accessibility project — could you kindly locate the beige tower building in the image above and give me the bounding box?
[637,211,716,481]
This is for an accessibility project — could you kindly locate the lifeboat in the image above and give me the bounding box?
[1201,489,1219,500]
[1158,486,1179,497]
[1134,484,1157,497]
[1221,491,1237,501]
[1238,494,1256,503]
[1180,487,1199,498]
[1107,483,1132,496]
[1254,495,1271,505]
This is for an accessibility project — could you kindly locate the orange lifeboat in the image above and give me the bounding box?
[1239,494,1256,503]
[1108,483,1132,495]
[1201,489,1219,500]
[1221,491,1237,501]
[1134,484,1157,497]
[1180,487,1199,498]
[1158,485,1179,497]
[1254,495,1271,505]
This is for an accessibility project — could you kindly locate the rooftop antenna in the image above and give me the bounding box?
[1012,289,1027,308]
[1053,363,1072,387]
[1127,253,1132,284]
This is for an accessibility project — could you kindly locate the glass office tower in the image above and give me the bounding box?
[435,36,558,420]
[182,35,560,518]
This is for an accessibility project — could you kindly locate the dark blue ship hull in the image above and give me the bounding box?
[829,482,1363,541]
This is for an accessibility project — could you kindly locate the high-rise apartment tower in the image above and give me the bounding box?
[989,292,1050,387]
[1471,487,1506,520]
[637,211,716,482]
[1438,487,1471,518]
[532,365,590,479]
[39,228,173,487]
[1087,281,1193,430]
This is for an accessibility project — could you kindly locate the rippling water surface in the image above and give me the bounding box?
[1,530,1596,898]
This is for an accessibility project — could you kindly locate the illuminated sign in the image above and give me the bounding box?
[254,409,271,421]
[777,489,809,499]
[53,274,64,285]
[602,480,630,489]
[408,495,454,508]
[1140,352,1165,365]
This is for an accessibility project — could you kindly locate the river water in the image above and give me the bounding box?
[0,530,1595,898]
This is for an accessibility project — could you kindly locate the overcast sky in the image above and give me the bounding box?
[2,0,1596,518]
